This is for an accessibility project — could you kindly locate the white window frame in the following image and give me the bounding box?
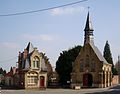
[27,76,38,85]
[33,56,40,69]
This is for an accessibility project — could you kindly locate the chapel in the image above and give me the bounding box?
[71,12,112,88]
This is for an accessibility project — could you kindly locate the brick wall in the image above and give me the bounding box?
[112,75,119,85]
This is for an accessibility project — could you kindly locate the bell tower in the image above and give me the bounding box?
[84,12,94,45]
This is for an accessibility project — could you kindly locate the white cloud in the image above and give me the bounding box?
[22,34,57,42]
[50,6,86,16]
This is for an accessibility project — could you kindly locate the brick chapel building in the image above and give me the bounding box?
[71,12,112,88]
[17,42,52,89]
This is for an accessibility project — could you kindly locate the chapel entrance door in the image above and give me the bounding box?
[40,76,45,87]
[83,73,93,87]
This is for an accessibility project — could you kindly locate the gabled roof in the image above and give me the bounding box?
[24,58,30,69]
[83,12,108,65]
[89,43,108,64]
[26,42,34,53]
[41,58,47,71]
[19,42,51,71]
[21,55,31,70]
[5,71,13,77]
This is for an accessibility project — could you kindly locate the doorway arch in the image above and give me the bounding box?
[83,73,93,87]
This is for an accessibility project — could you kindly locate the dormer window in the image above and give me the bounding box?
[33,56,39,69]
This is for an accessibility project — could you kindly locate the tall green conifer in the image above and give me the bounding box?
[103,41,117,75]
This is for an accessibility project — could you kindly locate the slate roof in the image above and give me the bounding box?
[24,58,30,69]
[26,42,34,54]
[5,71,13,77]
[21,42,48,71]
[90,43,108,64]
[84,12,94,31]
[83,12,109,65]
[22,42,34,70]
[41,58,47,71]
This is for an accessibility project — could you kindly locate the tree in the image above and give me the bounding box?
[0,67,6,76]
[55,45,82,87]
[3,70,6,76]
[0,68,3,74]
[103,41,117,75]
[115,56,120,75]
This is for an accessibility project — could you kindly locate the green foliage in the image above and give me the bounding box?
[55,45,82,86]
[103,41,117,75]
[103,41,113,65]
[0,68,6,76]
[113,68,118,75]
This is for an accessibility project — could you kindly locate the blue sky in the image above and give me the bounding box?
[0,0,120,71]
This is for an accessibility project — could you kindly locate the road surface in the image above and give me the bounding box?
[1,85,120,94]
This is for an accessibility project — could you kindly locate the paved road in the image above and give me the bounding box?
[1,85,120,94]
[86,85,120,94]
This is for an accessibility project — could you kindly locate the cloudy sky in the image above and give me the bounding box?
[0,0,120,71]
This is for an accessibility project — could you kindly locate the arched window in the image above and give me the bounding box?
[85,55,89,67]
[33,56,40,69]
[91,59,95,72]
[80,59,84,72]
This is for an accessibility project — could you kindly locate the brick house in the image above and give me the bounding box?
[17,42,53,89]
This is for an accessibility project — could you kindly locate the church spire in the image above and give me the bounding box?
[84,12,94,45]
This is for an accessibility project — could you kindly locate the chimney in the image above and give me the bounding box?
[23,49,28,59]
